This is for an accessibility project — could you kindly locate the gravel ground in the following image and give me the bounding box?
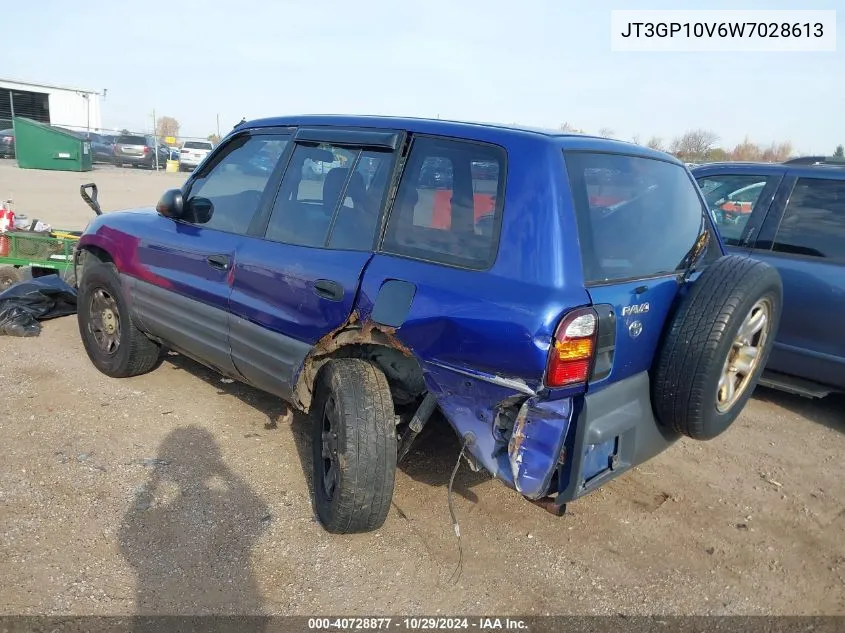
[0,161,843,616]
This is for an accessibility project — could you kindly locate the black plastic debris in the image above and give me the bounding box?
[0,275,77,337]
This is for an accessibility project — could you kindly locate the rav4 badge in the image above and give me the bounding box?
[622,302,650,316]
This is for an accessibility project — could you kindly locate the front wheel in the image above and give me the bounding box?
[311,359,397,533]
[77,260,161,378]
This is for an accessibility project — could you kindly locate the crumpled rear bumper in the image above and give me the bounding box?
[427,363,681,505]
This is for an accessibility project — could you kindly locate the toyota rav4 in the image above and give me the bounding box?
[74,116,782,533]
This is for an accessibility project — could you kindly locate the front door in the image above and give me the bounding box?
[132,129,292,376]
[228,130,401,401]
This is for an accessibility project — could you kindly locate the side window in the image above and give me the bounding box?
[265,144,394,251]
[772,178,845,260]
[382,137,505,269]
[695,174,771,246]
[186,134,290,234]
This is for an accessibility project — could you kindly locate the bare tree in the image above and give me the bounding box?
[559,122,584,134]
[834,144,844,158]
[598,127,615,139]
[646,136,666,152]
[156,116,180,139]
[631,134,641,145]
[670,129,720,162]
[207,133,221,145]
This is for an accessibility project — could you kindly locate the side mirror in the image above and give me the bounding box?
[156,189,184,219]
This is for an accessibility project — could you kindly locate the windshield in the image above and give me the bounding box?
[184,141,213,150]
[564,151,706,284]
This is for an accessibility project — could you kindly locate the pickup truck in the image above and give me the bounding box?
[692,161,845,398]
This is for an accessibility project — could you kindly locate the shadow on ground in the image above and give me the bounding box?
[163,352,490,507]
[753,386,845,434]
[118,425,270,629]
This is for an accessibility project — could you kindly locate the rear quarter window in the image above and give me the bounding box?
[564,151,705,284]
[381,136,506,270]
[116,136,146,145]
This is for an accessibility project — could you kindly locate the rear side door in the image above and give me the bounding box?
[131,128,292,375]
[743,174,845,388]
[228,127,402,401]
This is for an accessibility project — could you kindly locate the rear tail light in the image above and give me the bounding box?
[545,307,598,388]
[143,146,150,154]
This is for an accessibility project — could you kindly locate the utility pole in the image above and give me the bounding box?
[152,108,159,171]
[216,113,220,141]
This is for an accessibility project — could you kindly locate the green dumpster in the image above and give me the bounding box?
[13,116,92,172]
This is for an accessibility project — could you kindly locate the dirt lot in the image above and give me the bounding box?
[0,160,844,616]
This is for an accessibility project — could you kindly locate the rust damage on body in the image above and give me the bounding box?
[293,310,420,412]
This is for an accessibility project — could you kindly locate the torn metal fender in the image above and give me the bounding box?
[422,360,573,499]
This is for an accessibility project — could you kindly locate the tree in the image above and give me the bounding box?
[559,122,584,134]
[708,147,729,161]
[631,134,641,145]
[120,128,130,135]
[670,129,720,162]
[207,133,221,145]
[598,127,615,139]
[646,136,666,152]
[156,116,180,140]
[731,137,762,161]
[835,144,845,158]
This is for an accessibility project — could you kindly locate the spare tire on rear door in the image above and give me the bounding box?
[652,254,782,440]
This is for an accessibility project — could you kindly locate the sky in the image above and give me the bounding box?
[4,0,843,153]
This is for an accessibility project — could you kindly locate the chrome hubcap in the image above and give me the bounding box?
[88,288,121,354]
[716,298,770,412]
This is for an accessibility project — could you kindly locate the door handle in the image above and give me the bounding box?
[313,279,344,301]
[207,254,230,270]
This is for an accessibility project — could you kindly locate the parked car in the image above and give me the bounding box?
[179,140,214,171]
[113,135,169,169]
[89,133,116,163]
[0,128,14,158]
[692,161,845,398]
[73,115,781,533]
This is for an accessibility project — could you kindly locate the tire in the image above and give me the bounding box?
[0,265,22,291]
[77,260,161,378]
[652,254,782,440]
[311,359,397,533]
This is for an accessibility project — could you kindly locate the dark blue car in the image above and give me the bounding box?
[73,116,782,533]
[692,162,845,398]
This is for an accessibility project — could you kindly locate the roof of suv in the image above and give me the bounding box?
[242,114,680,164]
[692,161,845,180]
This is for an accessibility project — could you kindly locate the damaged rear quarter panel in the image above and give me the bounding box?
[355,214,588,497]
[348,140,590,498]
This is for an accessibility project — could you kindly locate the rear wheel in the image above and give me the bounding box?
[77,260,161,378]
[652,255,782,440]
[311,359,397,533]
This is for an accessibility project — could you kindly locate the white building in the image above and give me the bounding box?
[0,77,102,134]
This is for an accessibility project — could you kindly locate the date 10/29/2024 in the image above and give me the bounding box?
[308,617,529,631]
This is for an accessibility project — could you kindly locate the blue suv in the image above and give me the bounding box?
[74,116,782,533]
[692,161,845,398]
